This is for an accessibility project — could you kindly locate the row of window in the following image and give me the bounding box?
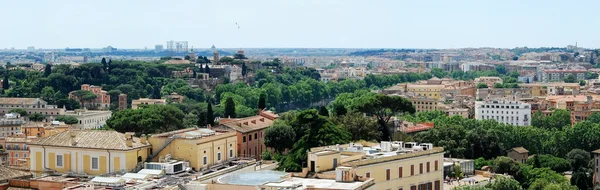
[365,160,439,181]
[202,149,234,165]
[5,144,27,150]
[0,104,46,108]
[242,132,263,143]
[9,153,26,158]
[55,155,99,170]
[0,127,20,131]
[480,105,525,109]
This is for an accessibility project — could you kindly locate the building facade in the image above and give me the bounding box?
[147,128,238,172]
[311,142,444,190]
[131,98,167,109]
[475,99,532,126]
[1,133,34,167]
[541,69,586,82]
[214,110,279,160]
[62,110,112,129]
[69,84,110,110]
[0,98,65,121]
[29,131,151,175]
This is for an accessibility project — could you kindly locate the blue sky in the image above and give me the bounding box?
[2,0,599,49]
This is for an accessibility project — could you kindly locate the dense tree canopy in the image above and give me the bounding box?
[106,105,185,135]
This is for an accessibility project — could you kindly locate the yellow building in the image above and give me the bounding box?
[147,128,238,172]
[131,98,167,109]
[309,142,444,190]
[28,130,151,176]
[519,82,581,97]
[21,121,71,138]
[406,77,475,101]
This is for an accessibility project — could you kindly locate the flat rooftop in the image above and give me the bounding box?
[262,177,372,190]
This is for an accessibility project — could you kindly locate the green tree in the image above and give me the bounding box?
[184,55,191,60]
[546,109,571,129]
[3,74,9,90]
[526,154,570,173]
[242,62,248,77]
[206,101,214,126]
[334,112,380,141]
[106,105,185,135]
[71,90,97,109]
[219,57,234,64]
[566,149,591,171]
[44,64,52,77]
[224,97,236,118]
[495,65,507,74]
[56,115,79,124]
[28,113,46,122]
[354,94,415,141]
[318,106,329,117]
[264,121,296,153]
[196,111,206,127]
[493,156,520,175]
[234,53,247,59]
[564,74,576,83]
[258,93,266,110]
[579,80,586,86]
[449,164,464,179]
[533,154,541,168]
[475,157,493,170]
[8,108,27,116]
[204,64,211,75]
[488,176,522,190]
[477,83,489,89]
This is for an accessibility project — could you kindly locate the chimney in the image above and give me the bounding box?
[140,134,147,144]
[125,132,134,147]
[70,131,77,146]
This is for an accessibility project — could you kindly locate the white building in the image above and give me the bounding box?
[63,110,112,129]
[475,98,531,126]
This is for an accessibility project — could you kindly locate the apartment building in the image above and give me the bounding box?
[62,109,112,129]
[475,98,532,126]
[131,98,167,109]
[519,82,580,97]
[1,133,35,167]
[540,95,600,124]
[406,77,476,101]
[474,76,503,87]
[310,141,444,190]
[214,110,279,160]
[0,113,25,137]
[147,128,237,172]
[21,121,71,138]
[69,84,110,110]
[29,131,151,175]
[541,69,586,82]
[0,98,65,121]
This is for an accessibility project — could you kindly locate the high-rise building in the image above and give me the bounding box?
[154,45,164,52]
[166,41,188,53]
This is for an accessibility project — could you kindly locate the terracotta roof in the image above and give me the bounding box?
[509,147,529,154]
[0,166,31,181]
[29,130,150,150]
[404,122,435,133]
[220,115,275,133]
[0,98,44,105]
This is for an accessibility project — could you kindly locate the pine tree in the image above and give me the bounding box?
[206,101,214,126]
[224,97,236,118]
[107,59,112,74]
[205,64,211,76]
[44,64,52,77]
[3,73,8,90]
[318,106,329,117]
[258,93,266,110]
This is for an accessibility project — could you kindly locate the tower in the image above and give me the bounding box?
[189,48,196,62]
[118,94,128,110]
[213,45,220,64]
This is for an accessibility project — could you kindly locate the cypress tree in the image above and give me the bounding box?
[3,73,8,90]
[224,97,236,118]
[205,64,211,76]
[197,112,206,127]
[206,101,214,126]
[44,64,52,77]
[258,93,266,110]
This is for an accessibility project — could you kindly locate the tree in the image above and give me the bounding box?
[258,93,266,110]
[8,108,27,116]
[3,74,8,90]
[264,121,296,153]
[101,58,107,70]
[579,80,586,86]
[318,106,329,117]
[477,83,489,89]
[566,149,590,171]
[196,112,206,127]
[493,156,519,175]
[224,97,236,118]
[44,64,52,77]
[564,74,576,83]
[335,112,380,141]
[488,176,522,190]
[449,164,464,179]
[234,53,247,59]
[152,85,161,99]
[206,101,214,126]
[513,56,519,61]
[71,90,97,109]
[242,62,248,77]
[495,65,507,74]
[56,115,79,124]
[204,64,211,75]
[546,109,571,129]
[219,57,234,64]
[28,113,46,122]
[106,105,185,135]
[533,154,541,168]
[184,55,191,60]
[354,94,415,141]
[192,70,197,78]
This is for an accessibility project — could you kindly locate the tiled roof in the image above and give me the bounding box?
[0,166,31,181]
[30,130,150,150]
[509,147,529,154]
[220,115,275,133]
[0,98,43,105]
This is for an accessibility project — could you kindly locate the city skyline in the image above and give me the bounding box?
[2,0,600,49]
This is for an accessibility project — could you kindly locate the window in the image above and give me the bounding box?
[419,163,423,174]
[243,136,246,142]
[254,133,257,139]
[435,160,438,171]
[15,153,19,158]
[427,162,430,172]
[410,165,414,176]
[203,156,207,165]
[365,172,371,178]
[217,152,221,161]
[386,169,390,180]
[91,157,99,170]
[57,155,63,167]
[230,149,233,158]
[398,167,403,178]
[23,153,26,158]
[249,134,252,141]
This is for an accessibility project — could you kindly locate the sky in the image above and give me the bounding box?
[1,0,599,49]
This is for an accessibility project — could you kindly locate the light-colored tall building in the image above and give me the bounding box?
[62,109,112,129]
[475,98,531,126]
[541,69,586,82]
[166,41,188,53]
[309,141,444,190]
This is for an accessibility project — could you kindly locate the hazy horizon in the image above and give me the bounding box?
[2,0,599,49]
